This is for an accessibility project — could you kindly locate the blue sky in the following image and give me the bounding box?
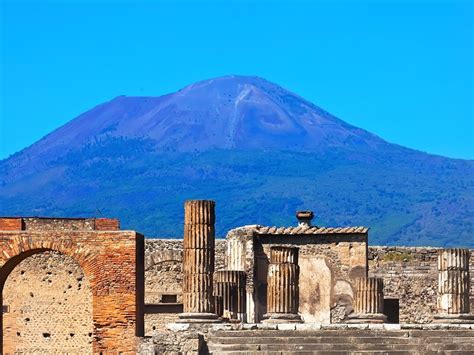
[0,0,473,160]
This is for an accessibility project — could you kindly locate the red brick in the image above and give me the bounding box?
[0,218,24,230]
[94,218,120,231]
[0,217,143,353]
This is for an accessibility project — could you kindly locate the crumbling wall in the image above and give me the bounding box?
[3,251,93,354]
[368,246,474,323]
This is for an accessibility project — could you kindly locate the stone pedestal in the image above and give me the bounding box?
[347,277,387,323]
[179,200,219,323]
[263,247,302,323]
[434,248,474,324]
[214,270,247,321]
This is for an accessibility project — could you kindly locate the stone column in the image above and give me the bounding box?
[263,246,302,323]
[214,270,247,321]
[434,248,474,323]
[179,200,219,322]
[347,277,387,323]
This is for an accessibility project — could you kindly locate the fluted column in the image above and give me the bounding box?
[347,277,387,323]
[263,247,302,323]
[434,248,473,323]
[179,200,219,322]
[214,270,247,321]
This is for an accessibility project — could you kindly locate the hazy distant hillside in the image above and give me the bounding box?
[0,76,472,247]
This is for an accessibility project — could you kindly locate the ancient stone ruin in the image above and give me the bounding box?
[1,202,473,354]
[179,200,218,323]
[0,217,144,353]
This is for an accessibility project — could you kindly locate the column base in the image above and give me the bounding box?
[235,313,247,323]
[433,314,474,324]
[262,313,303,323]
[346,313,387,324]
[178,312,221,323]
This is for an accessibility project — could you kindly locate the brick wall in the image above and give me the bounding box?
[0,217,143,353]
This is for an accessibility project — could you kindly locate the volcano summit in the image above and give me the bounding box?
[0,76,472,246]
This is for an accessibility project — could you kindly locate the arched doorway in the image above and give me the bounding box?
[2,251,93,353]
[0,217,144,353]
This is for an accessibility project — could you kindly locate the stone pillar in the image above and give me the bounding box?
[263,246,302,323]
[347,277,387,323]
[434,248,474,323]
[179,200,219,322]
[214,270,247,321]
[225,227,256,323]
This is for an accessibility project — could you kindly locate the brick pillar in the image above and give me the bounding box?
[263,247,302,323]
[347,277,387,323]
[434,248,474,323]
[214,270,246,322]
[179,200,219,322]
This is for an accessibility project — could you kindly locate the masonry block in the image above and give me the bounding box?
[0,218,24,231]
[94,218,120,230]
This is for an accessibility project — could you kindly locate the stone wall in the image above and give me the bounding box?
[3,252,93,354]
[368,246,474,323]
[143,239,225,334]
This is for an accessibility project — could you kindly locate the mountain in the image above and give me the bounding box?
[0,75,472,247]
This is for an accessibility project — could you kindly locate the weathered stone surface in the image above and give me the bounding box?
[227,225,368,324]
[204,328,474,354]
[437,248,471,315]
[269,246,299,264]
[347,277,386,323]
[264,247,302,323]
[353,277,384,314]
[180,200,218,321]
[214,270,246,321]
[3,251,93,354]
[368,246,474,324]
[143,239,226,333]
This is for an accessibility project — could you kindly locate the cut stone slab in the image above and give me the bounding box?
[295,323,322,331]
[277,323,297,330]
[166,323,190,331]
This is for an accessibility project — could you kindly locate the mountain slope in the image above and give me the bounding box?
[0,76,472,247]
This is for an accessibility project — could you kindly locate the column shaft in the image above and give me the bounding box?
[267,263,299,314]
[354,277,384,314]
[264,246,301,323]
[214,270,246,321]
[436,248,471,317]
[347,277,386,323]
[180,200,219,322]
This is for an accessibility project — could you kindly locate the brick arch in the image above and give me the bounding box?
[0,217,144,353]
[2,249,94,353]
[0,239,96,289]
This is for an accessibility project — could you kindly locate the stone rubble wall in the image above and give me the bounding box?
[143,239,225,335]
[368,246,474,323]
